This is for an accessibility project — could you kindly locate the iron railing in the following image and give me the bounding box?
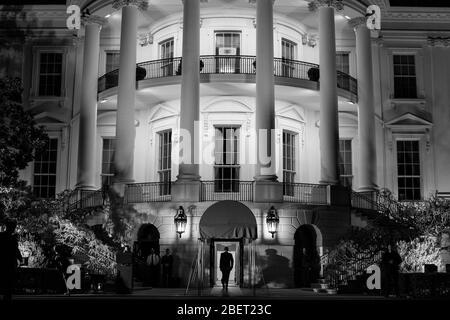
[351,191,378,211]
[200,180,254,201]
[97,55,357,96]
[124,182,172,204]
[282,183,328,205]
[61,188,105,213]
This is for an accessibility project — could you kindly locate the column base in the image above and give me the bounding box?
[74,184,97,191]
[253,180,283,203]
[112,179,134,197]
[172,180,201,202]
[357,185,379,193]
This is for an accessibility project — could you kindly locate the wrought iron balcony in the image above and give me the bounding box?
[97,55,357,96]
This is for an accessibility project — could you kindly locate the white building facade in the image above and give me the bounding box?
[1,0,450,288]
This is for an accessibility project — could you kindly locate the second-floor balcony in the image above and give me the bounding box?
[98,55,357,100]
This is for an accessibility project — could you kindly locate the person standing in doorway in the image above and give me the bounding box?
[220,247,234,290]
[161,248,173,288]
[146,248,160,289]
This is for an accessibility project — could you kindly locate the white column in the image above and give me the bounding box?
[254,0,277,181]
[76,16,106,190]
[113,1,147,186]
[350,17,377,191]
[312,2,341,185]
[177,0,201,181]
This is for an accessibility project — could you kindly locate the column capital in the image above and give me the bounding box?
[81,15,107,27]
[112,0,148,11]
[308,0,344,12]
[348,16,367,31]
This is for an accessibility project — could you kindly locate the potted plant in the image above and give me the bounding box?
[308,67,320,81]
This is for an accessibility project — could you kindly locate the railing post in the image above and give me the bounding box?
[326,184,331,205]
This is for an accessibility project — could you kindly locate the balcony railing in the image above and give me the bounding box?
[282,183,328,205]
[124,182,172,204]
[350,191,378,211]
[97,55,357,96]
[200,180,254,201]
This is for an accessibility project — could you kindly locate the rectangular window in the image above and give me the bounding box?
[281,39,297,77]
[214,126,240,192]
[33,138,58,198]
[158,130,172,196]
[38,52,62,96]
[215,32,241,73]
[336,52,350,74]
[283,131,297,196]
[397,140,421,201]
[160,38,174,76]
[339,139,353,188]
[393,55,417,99]
[105,51,120,73]
[101,138,116,186]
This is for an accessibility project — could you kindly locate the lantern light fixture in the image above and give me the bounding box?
[266,206,279,238]
[174,206,187,238]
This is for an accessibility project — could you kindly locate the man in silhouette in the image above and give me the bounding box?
[220,247,234,290]
[146,248,160,288]
[381,243,402,298]
[0,220,22,301]
[161,248,173,288]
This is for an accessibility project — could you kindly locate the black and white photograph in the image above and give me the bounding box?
[0,0,449,318]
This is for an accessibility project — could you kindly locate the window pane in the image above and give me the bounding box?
[33,138,58,198]
[397,140,421,200]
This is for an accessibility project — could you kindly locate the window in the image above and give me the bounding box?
[101,138,116,186]
[336,52,350,74]
[338,139,352,188]
[283,131,296,196]
[160,38,174,76]
[393,55,417,99]
[33,138,58,198]
[281,39,297,77]
[158,130,172,195]
[215,32,241,73]
[397,140,421,201]
[105,51,120,73]
[38,52,62,96]
[214,126,240,192]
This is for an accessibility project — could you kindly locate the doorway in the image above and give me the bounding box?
[293,224,322,287]
[210,239,243,287]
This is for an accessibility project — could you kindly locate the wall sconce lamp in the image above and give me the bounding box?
[174,206,187,238]
[266,206,279,238]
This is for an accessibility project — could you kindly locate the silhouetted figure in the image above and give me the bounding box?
[161,248,173,287]
[381,244,402,297]
[0,220,22,301]
[220,247,234,290]
[300,248,313,287]
[146,248,160,288]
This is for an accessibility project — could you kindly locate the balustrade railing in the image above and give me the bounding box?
[124,182,172,204]
[283,183,328,205]
[200,180,254,201]
[97,55,357,96]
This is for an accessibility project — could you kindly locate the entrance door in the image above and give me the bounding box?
[213,241,241,287]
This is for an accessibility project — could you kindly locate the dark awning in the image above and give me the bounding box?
[199,200,257,239]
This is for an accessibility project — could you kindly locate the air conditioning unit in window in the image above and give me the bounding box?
[219,47,237,55]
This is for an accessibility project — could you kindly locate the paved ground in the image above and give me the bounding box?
[9,286,388,300]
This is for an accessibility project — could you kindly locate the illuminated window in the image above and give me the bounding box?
[101,138,116,186]
[158,130,172,195]
[339,139,353,187]
[214,126,240,192]
[397,140,421,201]
[283,131,296,196]
[33,138,58,198]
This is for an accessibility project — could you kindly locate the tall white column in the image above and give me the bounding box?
[177,0,201,181]
[311,1,342,185]
[254,0,277,181]
[350,17,377,191]
[76,16,106,190]
[113,1,147,186]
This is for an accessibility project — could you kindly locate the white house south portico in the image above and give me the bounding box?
[8,0,450,290]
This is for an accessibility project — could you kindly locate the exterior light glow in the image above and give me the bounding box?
[174,206,187,238]
[266,206,279,238]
